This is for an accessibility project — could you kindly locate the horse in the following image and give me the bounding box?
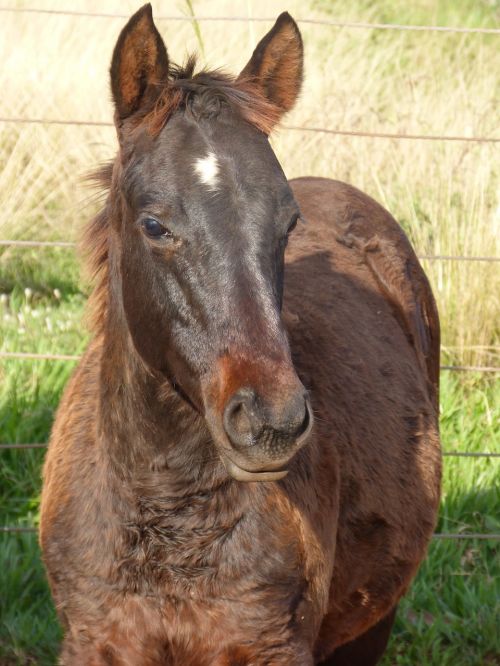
[40,5,441,664]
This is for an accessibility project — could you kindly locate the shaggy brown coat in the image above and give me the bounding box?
[40,6,441,665]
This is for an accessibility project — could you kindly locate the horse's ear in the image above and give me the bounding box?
[110,4,169,121]
[238,12,303,119]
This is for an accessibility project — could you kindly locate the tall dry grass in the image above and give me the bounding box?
[0,0,498,365]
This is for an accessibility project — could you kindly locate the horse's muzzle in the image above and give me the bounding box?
[218,387,313,481]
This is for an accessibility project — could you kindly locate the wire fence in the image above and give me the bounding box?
[1,442,498,457]
[0,240,499,267]
[0,351,498,373]
[1,6,500,34]
[1,238,499,264]
[2,525,499,539]
[1,7,498,545]
[1,115,499,144]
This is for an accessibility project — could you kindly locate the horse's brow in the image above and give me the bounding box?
[135,191,170,209]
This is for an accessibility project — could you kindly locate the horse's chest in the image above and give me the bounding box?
[119,505,308,600]
[89,590,314,665]
[109,495,328,660]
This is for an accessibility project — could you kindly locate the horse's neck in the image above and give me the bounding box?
[94,323,258,592]
[96,275,216,478]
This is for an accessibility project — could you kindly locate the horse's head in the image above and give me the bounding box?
[108,4,312,481]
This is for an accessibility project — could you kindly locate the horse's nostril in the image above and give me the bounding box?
[223,389,258,450]
[296,400,311,438]
[223,388,313,454]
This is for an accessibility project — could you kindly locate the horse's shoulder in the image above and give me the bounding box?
[289,177,440,405]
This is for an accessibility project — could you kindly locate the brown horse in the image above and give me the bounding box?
[40,5,441,665]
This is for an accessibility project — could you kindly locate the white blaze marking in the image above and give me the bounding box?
[194,152,219,188]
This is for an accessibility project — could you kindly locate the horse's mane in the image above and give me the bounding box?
[82,163,113,336]
[83,57,280,336]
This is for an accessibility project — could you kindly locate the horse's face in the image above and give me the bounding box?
[110,5,311,481]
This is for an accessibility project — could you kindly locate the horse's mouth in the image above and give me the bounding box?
[220,454,288,482]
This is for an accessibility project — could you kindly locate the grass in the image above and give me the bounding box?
[0,0,499,664]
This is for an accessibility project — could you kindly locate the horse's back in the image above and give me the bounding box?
[287,176,439,398]
[285,177,441,652]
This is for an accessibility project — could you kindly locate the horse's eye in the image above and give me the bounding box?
[142,217,172,239]
[286,213,300,235]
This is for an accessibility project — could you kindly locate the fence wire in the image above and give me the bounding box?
[1,6,500,34]
[0,240,76,248]
[1,526,498,539]
[1,116,499,144]
[1,352,498,373]
[1,239,498,264]
[1,442,498,457]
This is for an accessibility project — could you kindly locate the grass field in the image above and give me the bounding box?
[1,0,499,664]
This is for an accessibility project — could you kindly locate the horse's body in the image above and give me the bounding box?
[40,6,441,665]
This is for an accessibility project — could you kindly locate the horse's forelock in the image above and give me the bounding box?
[145,57,282,137]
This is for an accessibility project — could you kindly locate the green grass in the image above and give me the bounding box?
[384,372,500,666]
[0,248,81,296]
[0,291,80,664]
[0,289,499,665]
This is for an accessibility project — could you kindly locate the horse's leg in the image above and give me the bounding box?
[318,606,397,666]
